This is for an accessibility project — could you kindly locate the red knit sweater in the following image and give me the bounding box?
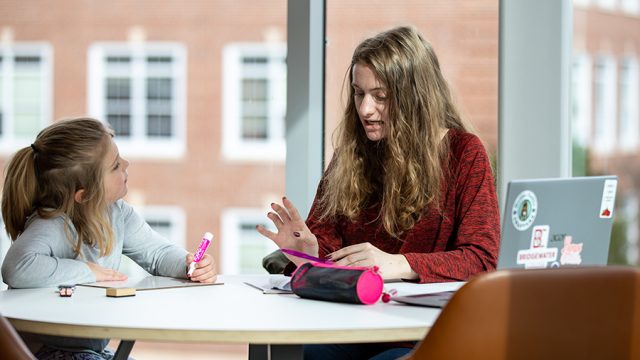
[306,129,500,283]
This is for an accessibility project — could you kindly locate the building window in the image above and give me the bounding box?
[118,205,186,277]
[0,220,9,290]
[621,0,640,15]
[138,205,186,248]
[220,208,279,274]
[571,54,592,148]
[0,44,52,154]
[88,43,186,158]
[618,58,639,152]
[593,56,617,154]
[572,0,592,8]
[595,0,617,11]
[222,43,286,162]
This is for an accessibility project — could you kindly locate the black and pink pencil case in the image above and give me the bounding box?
[290,261,384,305]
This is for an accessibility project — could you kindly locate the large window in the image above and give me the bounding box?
[119,205,186,278]
[139,205,187,248]
[593,56,617,154]
[618,57,639,152]
[573,3,640,266]
[621,0,640,14]
[220,208,279,274]
[222,43,286,162]
[88,43,186,158]
[0,220,8,290]
[571,54,593,149]
[0,44,52,154]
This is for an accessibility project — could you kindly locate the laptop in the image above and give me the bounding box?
[392,176,618,308]
[498,175,617,270]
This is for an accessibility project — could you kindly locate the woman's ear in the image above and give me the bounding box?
[74,189,85,203]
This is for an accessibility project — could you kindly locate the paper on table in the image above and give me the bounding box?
[79,275,223,291]
[244,276,293,294]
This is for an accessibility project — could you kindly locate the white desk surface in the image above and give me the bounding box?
[0,274,463,345]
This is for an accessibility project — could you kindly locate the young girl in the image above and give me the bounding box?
[1,117,216,359]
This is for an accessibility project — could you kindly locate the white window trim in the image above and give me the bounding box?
[572,0,592,8]
[134,205,187,248]
[222,43,286,162]
[593,55,617,154]
[595,0,617,11]
[0,42,53,155]
[619,57,639,152]
[0,220,9,290]
[572,53,593,148]
[120,204,186,277]
[621,0,640,15]
[220,208,279,274]
[87,42,187,159]
[622,195,639,264]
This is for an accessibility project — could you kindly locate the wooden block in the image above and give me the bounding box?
[106,287,136,297]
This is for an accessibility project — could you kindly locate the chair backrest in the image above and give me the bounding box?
[0,315,36,360]
[405,266,640,360]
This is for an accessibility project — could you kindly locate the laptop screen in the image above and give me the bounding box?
[497,176,617,270]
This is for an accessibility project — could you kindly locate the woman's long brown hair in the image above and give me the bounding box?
[317,26,470,238]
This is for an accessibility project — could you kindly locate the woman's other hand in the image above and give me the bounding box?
[329,243,418,280]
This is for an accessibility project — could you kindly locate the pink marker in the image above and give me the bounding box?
[188,232,213,277]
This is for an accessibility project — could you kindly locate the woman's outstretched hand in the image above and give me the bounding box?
[256,197,319,266]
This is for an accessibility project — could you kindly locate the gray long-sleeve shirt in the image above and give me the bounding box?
[1,199,189,353]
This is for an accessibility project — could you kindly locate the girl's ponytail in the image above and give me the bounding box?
[2,146,39,240]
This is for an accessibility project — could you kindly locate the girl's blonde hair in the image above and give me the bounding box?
[2,117,115,256]
[318,26,470,238]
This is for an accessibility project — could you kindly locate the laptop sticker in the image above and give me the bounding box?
[517,225,557,268]
[560,235,583,265]
[599,179,617,218]
[512,190,537,231]
[530,225,550,248]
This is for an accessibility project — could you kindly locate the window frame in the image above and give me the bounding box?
[220,208,279,274]
[618,57,639,152]
[87,42,187,159]
[0,42,53,155]
[136,205,187,248]
[593,54,617,154]
[571,53,593,148]
[222,42,287,162]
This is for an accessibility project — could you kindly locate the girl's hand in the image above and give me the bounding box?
[186,253,217,283]
[329,242,418,280]
[256,197,319,266]
[86,262,128,282]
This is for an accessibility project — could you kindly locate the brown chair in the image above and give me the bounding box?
[0,315,36,360]
[404,266,640,360]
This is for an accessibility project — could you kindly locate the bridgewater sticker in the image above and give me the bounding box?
[512,190,537,231]
[599,179,617,218]
[517,225,555,269]
[517,247,558,269]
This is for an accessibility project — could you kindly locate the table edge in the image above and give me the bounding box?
[9,318,429,344]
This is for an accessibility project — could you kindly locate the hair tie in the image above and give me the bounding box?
[30,144,38,153]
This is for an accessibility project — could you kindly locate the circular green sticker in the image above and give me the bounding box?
[512,190,537,231]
